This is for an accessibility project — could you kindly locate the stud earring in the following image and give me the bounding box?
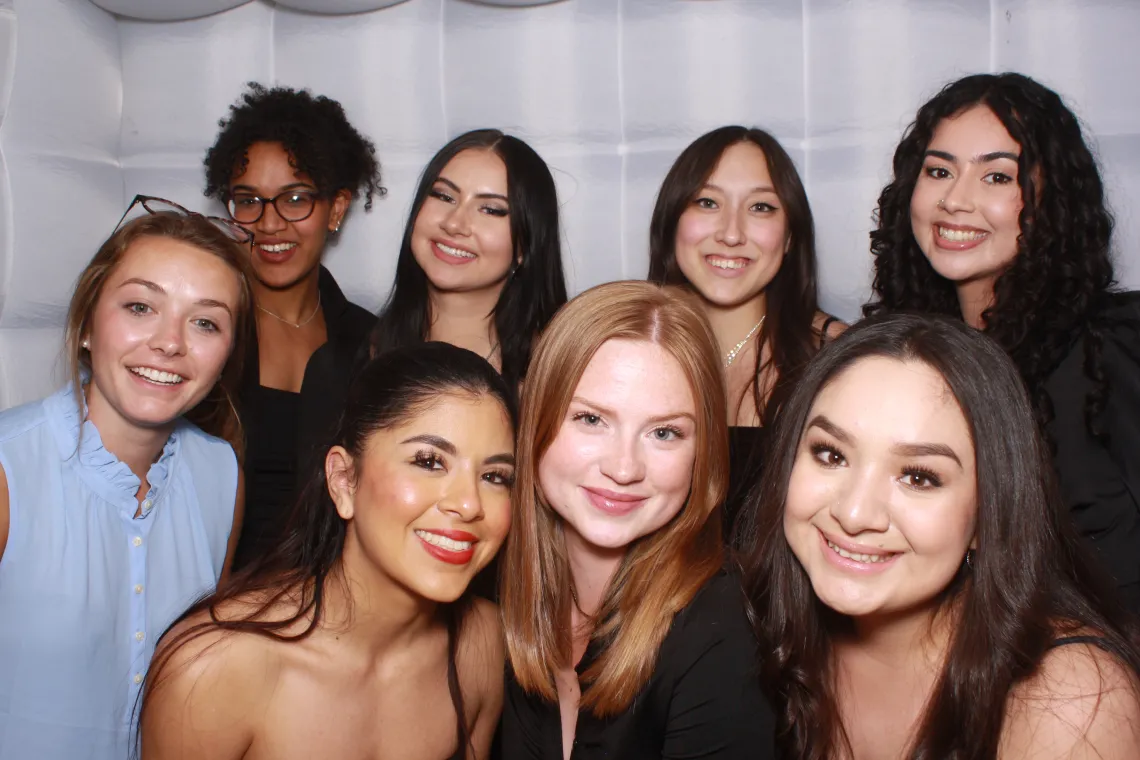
[965,548,975,569]
[334,221,341,233]
[81,338,90,350]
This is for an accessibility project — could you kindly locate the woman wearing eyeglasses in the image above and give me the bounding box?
[204,83,385,572]
[0,206,254,760]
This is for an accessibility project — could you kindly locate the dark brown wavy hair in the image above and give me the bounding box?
[863,73,1117,441]
[737,313,1140,759]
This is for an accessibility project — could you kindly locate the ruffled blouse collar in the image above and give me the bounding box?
[45,383,180,508]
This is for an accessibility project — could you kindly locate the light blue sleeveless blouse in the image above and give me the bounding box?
[0,384,238,760]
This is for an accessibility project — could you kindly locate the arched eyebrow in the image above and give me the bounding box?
[230,181,316,194]
[702,182,776,195]
[807,414,963,467]
[433,176,509,203]
[118,278,233,316]
[924,149,1020,164]
[570,396,696,426]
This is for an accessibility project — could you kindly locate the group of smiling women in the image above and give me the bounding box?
[1,69,1138,760]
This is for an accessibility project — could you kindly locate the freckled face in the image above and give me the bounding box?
[674,141,789,309]
[783,357,977,620]
[538,339,698,551]
[910,106,1024,291]
[84,236,241,433]
[333,392,515,603]
[411,148,515,296]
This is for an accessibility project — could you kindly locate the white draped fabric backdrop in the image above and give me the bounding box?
[0,0,1137,408]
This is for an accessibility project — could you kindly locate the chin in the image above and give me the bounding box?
[126,391,205,427]
[572,523,639,551]
[412,577,473,604]
[809,578,890,618]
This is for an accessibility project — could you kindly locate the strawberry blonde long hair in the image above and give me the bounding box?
[500,280,729,716]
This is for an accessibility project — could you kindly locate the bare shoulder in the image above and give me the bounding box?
[812,311,848,343]
[142,602,283,759]
[1000,638,1140,759]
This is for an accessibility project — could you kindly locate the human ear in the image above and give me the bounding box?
[326,446,357,520]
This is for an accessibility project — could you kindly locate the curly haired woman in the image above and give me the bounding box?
[204,83,385,572]
[864,72,1140,611]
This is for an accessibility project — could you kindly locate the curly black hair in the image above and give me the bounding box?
[864,72,1116,440]
[204,83,385,208]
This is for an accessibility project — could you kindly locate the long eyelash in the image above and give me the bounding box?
[487,468,515,486]
[482,206,509,217]
[809,441,836,456]
[414,449,443,468]
[904,466,942,487]
[657,424,685,438]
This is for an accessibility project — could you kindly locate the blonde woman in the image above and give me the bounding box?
[499,281,775,759]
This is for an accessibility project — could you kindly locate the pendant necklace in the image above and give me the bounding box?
[724,316,765,368]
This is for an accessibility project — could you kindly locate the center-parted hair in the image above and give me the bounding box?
[501,280,728,716]
[737,313,1140,759]
[648,125,824,425]
[369,129,568,390]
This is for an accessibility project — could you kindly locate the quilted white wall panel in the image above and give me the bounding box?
[993,0,1140,287]
[0,0,120,405]
[0,0,1138,408]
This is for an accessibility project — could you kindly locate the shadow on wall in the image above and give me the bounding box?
[89,0,567,22]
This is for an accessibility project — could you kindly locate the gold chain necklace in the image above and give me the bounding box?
[257,293,322,328]
[724,316,765,368]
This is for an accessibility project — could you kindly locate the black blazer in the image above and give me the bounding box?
[500,572,776,759]
[236,266,376,566]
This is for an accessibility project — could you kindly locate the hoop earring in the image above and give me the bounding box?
[965,548,975,569]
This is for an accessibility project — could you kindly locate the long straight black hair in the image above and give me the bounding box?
[370,129,568,389]
[138,342,517,758]
[737,313,1140,759]
[648,125,824,426]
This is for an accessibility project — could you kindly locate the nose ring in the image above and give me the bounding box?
[937,198,946,210]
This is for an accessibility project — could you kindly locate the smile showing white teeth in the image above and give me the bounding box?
[827,539,894,564]
[130,367,184,385]
[415,530,473,552]
[937,226,987,242]
[258,242,297,253]
[707,256,748,270]
[436,242,477,259]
